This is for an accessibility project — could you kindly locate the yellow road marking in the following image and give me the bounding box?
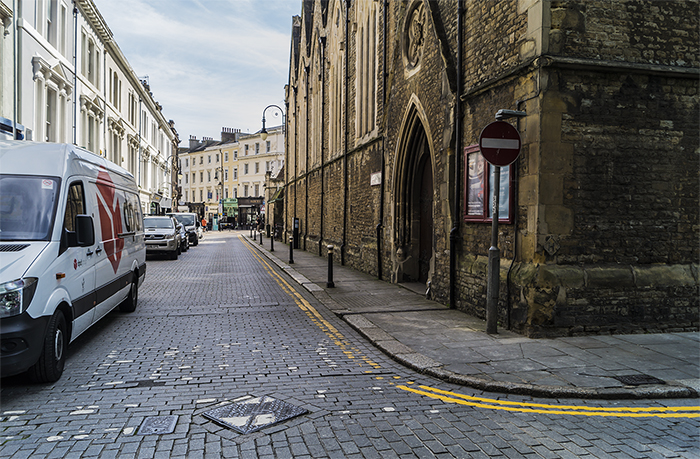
[397,385,700,418]
[408,385,699,413]
[240,235,700,419]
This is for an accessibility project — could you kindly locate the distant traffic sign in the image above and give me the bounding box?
[479,121,521,166]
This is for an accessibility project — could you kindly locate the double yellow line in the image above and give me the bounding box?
[240,235,700,419]
[396,384,700,418]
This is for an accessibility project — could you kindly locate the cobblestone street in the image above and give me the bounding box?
[1,231,698,458]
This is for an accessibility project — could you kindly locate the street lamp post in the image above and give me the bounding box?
[260,104,285,244]
[217,149,225,231]
[260,104,285,142]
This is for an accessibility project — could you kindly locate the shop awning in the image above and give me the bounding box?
[269,187,284,203]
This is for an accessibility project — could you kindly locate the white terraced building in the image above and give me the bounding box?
[0,0,179,213]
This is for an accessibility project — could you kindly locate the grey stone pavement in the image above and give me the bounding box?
[246,233,700,400]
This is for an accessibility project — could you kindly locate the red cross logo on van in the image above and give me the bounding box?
[96,168,124,273]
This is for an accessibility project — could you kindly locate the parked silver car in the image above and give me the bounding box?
[144,216,180,259]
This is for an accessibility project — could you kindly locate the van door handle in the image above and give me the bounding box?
[96,246,103,254]
[86,249,94,256]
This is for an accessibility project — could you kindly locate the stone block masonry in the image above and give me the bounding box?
[285,0,699,337]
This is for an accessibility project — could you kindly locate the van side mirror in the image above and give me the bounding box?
[75,215,95,246]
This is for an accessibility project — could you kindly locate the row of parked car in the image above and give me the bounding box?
[143,212,203,259]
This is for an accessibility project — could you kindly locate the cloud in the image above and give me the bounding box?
[94,0,298,141]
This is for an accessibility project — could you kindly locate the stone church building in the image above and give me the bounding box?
[284,0,699,337]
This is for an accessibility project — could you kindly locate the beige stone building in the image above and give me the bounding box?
[179,126,284,228]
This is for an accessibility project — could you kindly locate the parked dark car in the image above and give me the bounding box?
[175,221,189,252]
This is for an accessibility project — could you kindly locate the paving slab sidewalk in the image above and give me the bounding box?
[246,234,699,399]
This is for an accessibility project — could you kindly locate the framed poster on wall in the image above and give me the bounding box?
[463,144,514,223]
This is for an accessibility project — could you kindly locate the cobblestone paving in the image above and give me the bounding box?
[1,232,698,458]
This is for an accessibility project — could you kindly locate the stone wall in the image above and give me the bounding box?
[510,262,699,337]
[549,0,699,68]
[556,70,698,265]
[286,0,699,338]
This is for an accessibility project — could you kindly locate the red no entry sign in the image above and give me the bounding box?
[479,121,521,166]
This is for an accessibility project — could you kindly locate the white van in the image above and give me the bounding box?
[0,141,146,382]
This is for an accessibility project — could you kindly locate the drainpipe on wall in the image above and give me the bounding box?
[319,36,326,257]
[12,0,18,140]
[293,86,298,244]
[341,0,350,265]
[304,65,309,251]
[103,49,106,157]
[138,96,142,190]
[284,92,290,241]
[377,0,388,280]
[72,1,78,144]
[449,0,464,309]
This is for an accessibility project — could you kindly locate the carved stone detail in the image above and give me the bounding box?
[405,3,425,68]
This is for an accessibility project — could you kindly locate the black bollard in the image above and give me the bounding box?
[250,225,253,238]
[259,230,263,245]
[270,230,274,252]
[288,235,294,264]
[327,245,335,288]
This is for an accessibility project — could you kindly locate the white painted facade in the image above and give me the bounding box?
[236,127,285,200]
[0,0,178,213]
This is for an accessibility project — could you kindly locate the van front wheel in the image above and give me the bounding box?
[119,274,138,312]
[28,311,67,383]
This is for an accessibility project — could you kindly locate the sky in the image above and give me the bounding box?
[92,0,300,145]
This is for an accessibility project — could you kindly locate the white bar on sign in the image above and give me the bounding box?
[482,138,519,149]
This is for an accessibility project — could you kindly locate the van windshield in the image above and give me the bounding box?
[0,175,61,241]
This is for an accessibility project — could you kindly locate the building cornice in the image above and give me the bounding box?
[0,1,12,18]
[76,0,113,44]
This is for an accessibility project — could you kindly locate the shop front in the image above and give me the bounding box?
[237,197,263,229]
[222,198,238,229]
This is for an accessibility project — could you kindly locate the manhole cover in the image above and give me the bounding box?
[138,415,178,435]
[613,374,666,386]
[203,396,308,434]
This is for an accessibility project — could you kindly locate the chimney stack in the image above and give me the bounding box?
[189,135,201,150]
[221,127,240,143]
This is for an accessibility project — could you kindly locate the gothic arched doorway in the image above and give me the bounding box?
[394,106,434,284]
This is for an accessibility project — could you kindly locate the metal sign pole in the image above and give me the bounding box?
[480,113,525,335]
[486,166,501,334]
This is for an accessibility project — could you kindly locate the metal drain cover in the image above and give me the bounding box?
[613,374,666,386]
[138,415,178,435]
[203,396,308,434]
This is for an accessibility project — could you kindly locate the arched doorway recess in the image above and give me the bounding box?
[393,105,434,284]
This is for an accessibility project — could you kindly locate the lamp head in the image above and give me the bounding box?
[260,128,268,141]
